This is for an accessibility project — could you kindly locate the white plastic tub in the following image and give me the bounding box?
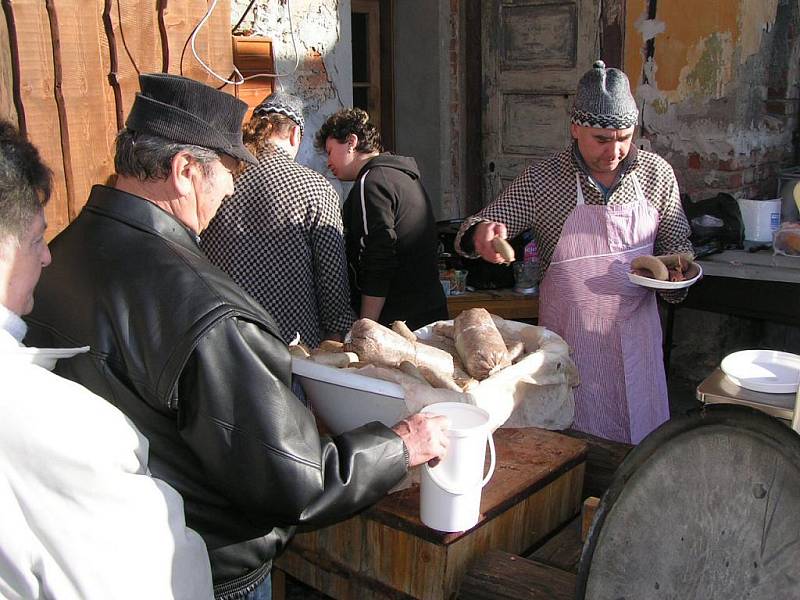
[292,357,407,434]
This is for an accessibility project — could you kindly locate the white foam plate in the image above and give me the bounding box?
[14,346,90,370]
[627,262,702,290]
[720,350,800,394]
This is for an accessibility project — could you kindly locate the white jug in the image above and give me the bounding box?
[420,402,496,532]
[737,198,782,242]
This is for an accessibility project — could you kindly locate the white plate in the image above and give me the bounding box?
[627,262,703,290]
[14,346,90,370]
[720,350,800,394]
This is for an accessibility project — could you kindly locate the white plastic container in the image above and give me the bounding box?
[291,357,406,434]
[419,402,495,532]
[737,198,781,242]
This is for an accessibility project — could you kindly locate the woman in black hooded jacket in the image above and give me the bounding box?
[316,108,447,330]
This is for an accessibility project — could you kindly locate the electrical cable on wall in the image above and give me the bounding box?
[232,0,258,35]
[181,0,300,87]
[116,0,139,74]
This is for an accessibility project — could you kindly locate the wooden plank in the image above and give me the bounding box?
[352,0,381,126]
[527,516,582,573]
[580,496,599,542]
[271,568,286,600]
[562,429,633,499]
[599,0,625,69]
[168,2,233,88]
[0,1,18,124]
[47,0,117,219]
[458,550,576,600]
[204,0,233,85]
[447,289,538,321]
[13,0,68,240]
[112,0,161,120]
[232,36,274,117]
[443,467,584,598]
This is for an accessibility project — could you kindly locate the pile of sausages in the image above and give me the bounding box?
[289,308,525,393]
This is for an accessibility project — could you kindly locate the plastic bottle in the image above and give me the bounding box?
[514,239,540,294]
[524,240,540,293]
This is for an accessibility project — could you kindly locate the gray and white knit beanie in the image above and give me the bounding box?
[571,60,639,129]
[253,91,305,136]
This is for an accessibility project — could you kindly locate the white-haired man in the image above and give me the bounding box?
[26,74,449,600]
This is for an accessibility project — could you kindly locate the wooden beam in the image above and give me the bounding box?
[458,550,576,599]
[600,0,625,70]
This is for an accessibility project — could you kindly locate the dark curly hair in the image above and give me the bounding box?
[314,107,383,153]
[0,120,52,243]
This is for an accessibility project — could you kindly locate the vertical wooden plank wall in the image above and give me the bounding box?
[12,0,68,236]
[0,0,233,240]
[0,2,16,123]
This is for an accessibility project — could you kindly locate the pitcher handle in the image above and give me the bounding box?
[424,432,496,495]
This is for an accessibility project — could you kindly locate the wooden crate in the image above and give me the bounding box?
[231,35,275,119]
[275,428,587,600]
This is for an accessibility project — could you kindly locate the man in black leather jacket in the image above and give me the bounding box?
[25,74,449,600]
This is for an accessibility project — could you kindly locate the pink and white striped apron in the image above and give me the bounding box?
[538,173,669,444]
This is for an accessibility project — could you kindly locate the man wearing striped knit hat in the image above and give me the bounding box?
[456,61,693,444]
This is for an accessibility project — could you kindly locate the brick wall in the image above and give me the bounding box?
[664,146,787,201]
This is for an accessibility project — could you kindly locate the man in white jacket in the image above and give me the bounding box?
[0,120,214,599]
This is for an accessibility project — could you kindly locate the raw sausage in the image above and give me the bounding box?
[454,308,511,380]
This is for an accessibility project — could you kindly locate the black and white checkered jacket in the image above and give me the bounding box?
[202,144,354,348]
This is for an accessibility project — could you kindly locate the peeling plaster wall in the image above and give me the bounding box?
[393,0,464,221]
[231,0,351,195]
[623,1,800,388]
[624,0,800,200]
[232,0,464,217]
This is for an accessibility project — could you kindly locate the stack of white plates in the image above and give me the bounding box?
[720,350,800,394]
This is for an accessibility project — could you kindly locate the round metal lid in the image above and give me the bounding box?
[577,404,800,599]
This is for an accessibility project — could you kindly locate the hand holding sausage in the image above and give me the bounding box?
[392,413,450,467]
[473,222,511,264]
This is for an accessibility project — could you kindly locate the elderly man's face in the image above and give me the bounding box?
[571,124,635,176]
[195,154,236,232]
[0,210,51,315]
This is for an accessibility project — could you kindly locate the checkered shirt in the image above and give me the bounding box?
[455,144,693,303]
[202,144,354,347]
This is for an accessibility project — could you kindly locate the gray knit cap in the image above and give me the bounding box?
[571,60,639,129]
[253,91,305,136]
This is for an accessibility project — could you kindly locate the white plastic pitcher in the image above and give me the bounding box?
[420,402,496,532]
[737,198,781,242]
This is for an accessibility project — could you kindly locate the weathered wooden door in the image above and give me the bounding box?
[481,0,600,204]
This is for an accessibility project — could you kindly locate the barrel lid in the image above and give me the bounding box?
[577,404,800,599]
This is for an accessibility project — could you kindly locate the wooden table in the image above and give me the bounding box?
[447,288,539,320]
[273,428,587,600]
[686,249,800,324]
